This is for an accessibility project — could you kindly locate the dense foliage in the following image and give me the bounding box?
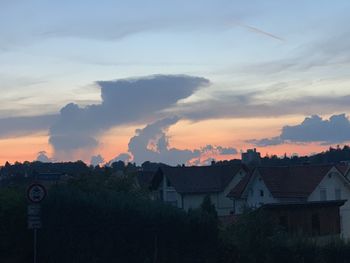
[2,163,350,262]
[0,174,219,263]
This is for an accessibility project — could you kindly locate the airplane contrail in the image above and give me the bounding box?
[235,22,285,42]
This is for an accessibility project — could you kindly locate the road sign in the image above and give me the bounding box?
[27,183,47,203]
[28,204,41,216]
[26,185,46,263]
[28,216,42,229]
[28,204,42,229]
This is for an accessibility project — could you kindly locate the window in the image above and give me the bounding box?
[260,190,264,197]
[335,188,341,200]
[166,178,172,187]
[320,189,327,201]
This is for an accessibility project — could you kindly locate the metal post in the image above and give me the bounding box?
[34,229,37,263]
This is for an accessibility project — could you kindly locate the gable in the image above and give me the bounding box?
[258,165,333,199]
[240,169,265,198]
[222,168,247,195]
[244,170,276,205]
[308,167,350,201]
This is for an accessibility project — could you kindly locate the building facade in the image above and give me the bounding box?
[151,165,247,216]
[228,165,350,238]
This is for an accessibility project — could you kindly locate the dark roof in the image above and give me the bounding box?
[156,165,244,194]
[227,172,252,198]
[256,165,334,199]
[261,200,346,209]
[136,171,156,188]
[336,164,350,175]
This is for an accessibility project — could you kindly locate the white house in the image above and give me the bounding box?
[151,165,247,216]
[228,165,350,238]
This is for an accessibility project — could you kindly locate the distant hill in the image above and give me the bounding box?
[259,145,350,167]
[1,145,350,179]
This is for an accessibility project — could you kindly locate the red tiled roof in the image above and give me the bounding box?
[157,165,244,194]
[257,165,334,198]
[227,172,252,198]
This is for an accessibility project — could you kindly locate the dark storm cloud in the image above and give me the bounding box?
[248,114,350,146]
[49,75,209,155]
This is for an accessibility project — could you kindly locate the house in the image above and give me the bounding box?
[228,165,350,238]
[151,165,247,216]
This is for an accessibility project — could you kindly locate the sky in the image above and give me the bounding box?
[1,0,350,166]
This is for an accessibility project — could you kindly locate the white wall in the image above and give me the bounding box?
[245,170,277,208]
[217,169,247,215]
[308,167,350,239]
[160,168,247,216]
[181,192,233,216]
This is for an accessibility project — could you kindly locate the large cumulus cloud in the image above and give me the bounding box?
[248,114,350,146]
[49,75,209,158]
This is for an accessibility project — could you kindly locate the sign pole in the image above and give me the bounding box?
[34,228,37,263]
[27,183,46,263]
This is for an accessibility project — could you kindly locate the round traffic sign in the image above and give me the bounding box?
[27,183,47,203]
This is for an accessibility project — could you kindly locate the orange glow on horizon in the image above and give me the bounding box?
[0,132,52,165]
[0,116,344,165]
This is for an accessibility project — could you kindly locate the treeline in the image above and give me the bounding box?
[1,145,350,182]
[1,173,350,262]
[260,145,350,166]
[214,145,350,167]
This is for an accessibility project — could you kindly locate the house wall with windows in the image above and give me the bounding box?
[182,193,218,211]
[157,168,247,216]
[181,191,235,216]
[159,178,180,207]
[245,170,277,208]
[232,166,350,238]
[308,168,350,238]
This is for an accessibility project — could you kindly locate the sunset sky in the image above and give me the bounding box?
[1,1,350,165]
